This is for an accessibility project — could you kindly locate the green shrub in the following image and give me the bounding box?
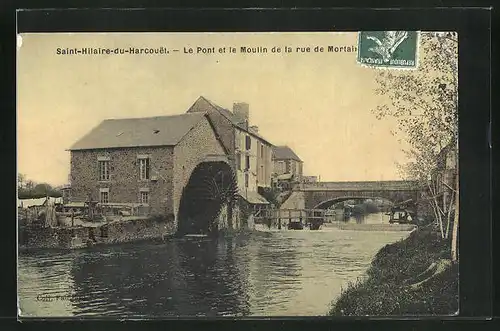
[148,213,174,223]
[329,229,457,316]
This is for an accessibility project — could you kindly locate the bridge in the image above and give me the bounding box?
[282,180,422,211]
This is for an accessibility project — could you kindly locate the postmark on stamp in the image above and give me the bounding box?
[357,31,419,69]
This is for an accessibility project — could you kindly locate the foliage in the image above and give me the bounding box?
[17,174,62,199]
[371,32,458,243]
[362,200,381,213]
[329,228,458,316]
[348,200,381,216]
[148,213,175,224]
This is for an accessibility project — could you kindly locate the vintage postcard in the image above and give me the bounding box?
[17,31,458,318]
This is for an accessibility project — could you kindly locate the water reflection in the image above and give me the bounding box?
[18,227,410,318]
[345,212,390,224]
[69,237,251,317]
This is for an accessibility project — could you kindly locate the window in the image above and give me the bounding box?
[245,155,250,170]
[261,145,264,158]
[139,157,150,180]
[277,161,285,174]
[98,160,110,181]
[245,135,251,150]
[245,173,249,188]
[140,191,149,204]
[260,165,264,182]
[235,152,242,170]
[100,226,108,238]
[100,191,109,203]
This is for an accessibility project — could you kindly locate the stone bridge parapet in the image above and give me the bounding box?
[294,180,420,192]
[292,180,422,210]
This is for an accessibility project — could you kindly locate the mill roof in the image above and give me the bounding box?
[69,112,206,150]
[187,96,273,145]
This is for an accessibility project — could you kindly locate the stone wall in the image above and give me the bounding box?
[19,226,89,249]
[172,116,228,226]
[104,216,175,244]
[206,109,235,157]
[70,146,175,215]
[19,216,176,250]
[187,97,235,157]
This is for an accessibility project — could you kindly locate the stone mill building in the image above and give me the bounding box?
[68,96,274,233]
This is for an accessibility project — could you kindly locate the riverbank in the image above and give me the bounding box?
[18,215,176,250]
[329,226,458,316]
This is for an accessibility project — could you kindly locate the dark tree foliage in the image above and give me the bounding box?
[17,174,62,199]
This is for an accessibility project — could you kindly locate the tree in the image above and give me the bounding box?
[25,180,35,191]
[17,176,63,199]
[18,173,26,190]
[371,32,458,261]
[33,183,53,196]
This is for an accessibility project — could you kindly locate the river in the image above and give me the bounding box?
[18,212,409,318]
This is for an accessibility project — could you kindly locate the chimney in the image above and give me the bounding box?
[233,102,249,130]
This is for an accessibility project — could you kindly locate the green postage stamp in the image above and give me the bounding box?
[357,31,419,69]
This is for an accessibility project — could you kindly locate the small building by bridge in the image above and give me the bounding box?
[272,145,303,190]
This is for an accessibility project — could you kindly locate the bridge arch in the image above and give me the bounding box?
[312,196,396,210]
[177,161,238,235]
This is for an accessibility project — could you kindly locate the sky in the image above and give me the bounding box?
[17,32,411,186]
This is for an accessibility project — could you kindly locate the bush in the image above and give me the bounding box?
[363,201,380,213]
[148,213,174,223]
[329,229,458,316]
[350,201,380,216]
[18,187,62,199]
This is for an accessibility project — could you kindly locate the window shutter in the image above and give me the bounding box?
[245,135,251,150]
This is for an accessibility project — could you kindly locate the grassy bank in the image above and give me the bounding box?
[329,227,458,316]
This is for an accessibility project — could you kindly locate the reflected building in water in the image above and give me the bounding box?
[69,237,252,317]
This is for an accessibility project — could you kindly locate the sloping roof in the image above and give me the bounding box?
[187,96,273,145]
[70,113,206,150]
[18,198,46,208]
[273,145,302,162]
[239,190,270,204]
[18,197,63,208]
